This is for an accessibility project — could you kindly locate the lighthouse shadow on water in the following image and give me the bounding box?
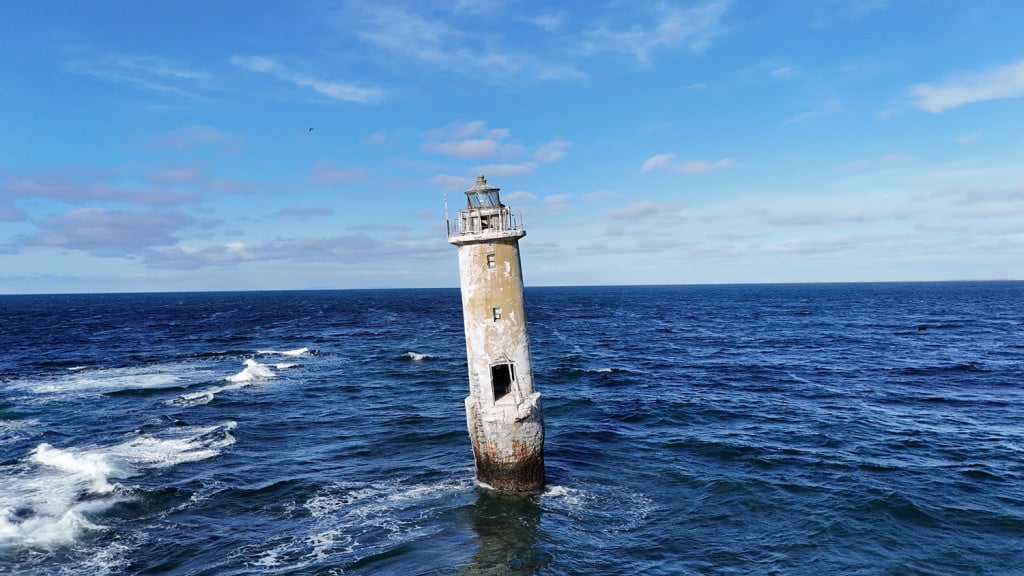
[459,489,548,575]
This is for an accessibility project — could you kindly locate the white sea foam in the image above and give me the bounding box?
[173,390,215,407]
[406,351,433,361]
[169,359,275,406]
[543,484,576,499]
[0,422,235,549]
[258,347,309,357]
[31,444,131,493]
[248,478,470,570]
[226,359,275,383]
[10,363,221,396]
[0,419,39,447]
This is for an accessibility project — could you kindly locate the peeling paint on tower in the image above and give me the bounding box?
[447,175,545,492]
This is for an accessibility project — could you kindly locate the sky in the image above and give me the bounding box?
[2,0,1023,294]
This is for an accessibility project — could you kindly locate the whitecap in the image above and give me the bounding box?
[31,443,131,493]
[172,391,215,407]
[225,359,275,383]
[169,360,274,406]
[257,347,309,357]
[0,422,236,549]
[9,362,221,396]
[406,351,433,361]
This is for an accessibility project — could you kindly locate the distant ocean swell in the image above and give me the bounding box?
[0,284,1022,574]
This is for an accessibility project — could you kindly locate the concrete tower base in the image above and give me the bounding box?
[466,392,545,492]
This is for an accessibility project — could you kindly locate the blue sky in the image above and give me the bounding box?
[2,1,1022,293]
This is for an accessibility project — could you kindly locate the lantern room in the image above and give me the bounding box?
[465,175,502,208]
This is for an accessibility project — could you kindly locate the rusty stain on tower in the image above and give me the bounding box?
[447,175,545,492]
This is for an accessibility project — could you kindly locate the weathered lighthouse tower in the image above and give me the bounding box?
[447,175,544,492]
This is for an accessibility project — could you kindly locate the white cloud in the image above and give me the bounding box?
[424,139,502,159]
[350,4,459,64]
[6,168,200,206]
[678,159,737,173]
[812,0,889,27]
[275,206,335,220]
[528,12,566,32]
[771,65,800,79]
[146,164,208,184]
[504,191,538,204]
[66,53,207,97]
[431,174,474,193]
[542,194,570,212]
[25,208,192,256]
[642,154,737,174]
[423,123,567,176]
[908,59,1024,113]
[607,201,665,221]
[582,1,730,65]
[642,153,678,172]
[312,162,366,185]
[361,131,392,145]
[0,202,27,222]
[427,121,506,141]
[783,98,845,125]
[232,55,384,104]
[956,132,981,144]
[144,125,241,151]
[141,234,442,270]
[534,139,571,163]
[473,163,536,177]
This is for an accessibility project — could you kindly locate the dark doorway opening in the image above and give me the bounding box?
[490,363,515,401]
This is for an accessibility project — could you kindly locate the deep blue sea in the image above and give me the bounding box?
[1,283,1022,575]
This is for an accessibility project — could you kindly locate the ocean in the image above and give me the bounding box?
[1,282,1022,575]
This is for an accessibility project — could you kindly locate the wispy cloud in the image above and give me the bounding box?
[141,234,440,270]
[534,139,571,163]
[528,12,567,32]
[275,206,335,220]
[25,208,192,257]
[543,194,571,212]
[582,1,730,65]
[349,4,462,65]
[956,132,981,144]
[143,125,242,152]
[932,185,1024,218]
[607,201,668,221]
[642,154,737,174]
[312,162,366,185]
[423,122,569,178]
[66,54,208,97]
[328,3,578,82]
[5,168,200,206]
[771,65,800,79]
[0,202,27,222]
[812,0,889,27]
[783,98,845,125]
[232,56,384,104]
[908,59,1024,113]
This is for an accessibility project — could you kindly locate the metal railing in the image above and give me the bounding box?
[446,208,524,237]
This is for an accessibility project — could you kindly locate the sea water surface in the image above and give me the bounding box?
[1,283,1022,575]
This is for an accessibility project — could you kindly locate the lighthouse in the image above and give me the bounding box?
[447,175,545,492]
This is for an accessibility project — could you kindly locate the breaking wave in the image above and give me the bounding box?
[1,422,236,548]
